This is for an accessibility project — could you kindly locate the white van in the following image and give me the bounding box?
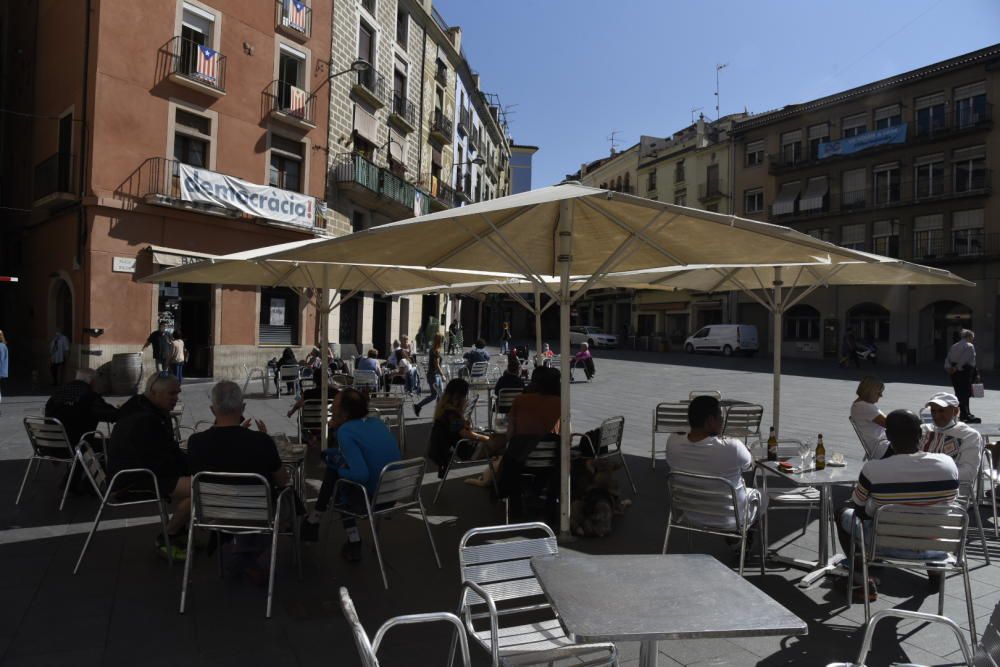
[683,324,758,356]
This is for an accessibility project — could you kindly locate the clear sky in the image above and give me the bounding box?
[432,0,1000,188]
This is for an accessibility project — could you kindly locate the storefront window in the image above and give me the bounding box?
[259,287,299,345]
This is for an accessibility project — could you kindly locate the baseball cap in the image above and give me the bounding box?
[926,392,959,408]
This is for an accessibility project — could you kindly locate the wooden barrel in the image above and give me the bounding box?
[110,352,143,395]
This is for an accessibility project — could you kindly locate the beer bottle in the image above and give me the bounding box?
[815,433,826,470]
[766,427,778,461]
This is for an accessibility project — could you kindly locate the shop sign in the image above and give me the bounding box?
[112,256,136,273]
[269,298,286,326]
[178,163,315,228]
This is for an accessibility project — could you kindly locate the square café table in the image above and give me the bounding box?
[756,458,862,588]
[531,553,806,667]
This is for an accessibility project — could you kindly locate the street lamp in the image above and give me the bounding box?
[326,58,370,82]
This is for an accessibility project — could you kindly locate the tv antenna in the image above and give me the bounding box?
[690,107,704,123]
[715,63,728,120]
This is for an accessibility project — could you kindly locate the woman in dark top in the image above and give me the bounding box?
[413,333,445,417]
[426,378,494,477]
[272,347,298,395]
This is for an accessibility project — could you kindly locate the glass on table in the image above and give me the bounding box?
[799,440,813,470]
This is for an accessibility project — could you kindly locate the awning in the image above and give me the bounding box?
[772,181,800,216]
[800,177,828,212]
[353,106,379,143]
[147,245,217,268]
[952,209,984,231]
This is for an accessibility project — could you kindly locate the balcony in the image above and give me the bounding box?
[33,152,77,209]
[388,94,417,133]
[274,0,311,40]
[769,170,991,221]
[698,181,727,203]
[457,107,472,137]
[333,153,428,218]
[264,80,316,128]
[467,127,480,152]
[165,36,226,97]
[419,174,457,211]
[486,161,497,182]
[455,171,473,204]
[434,60,447,87]
[351,69,387,109]
[914,230,1000,264]
[429,109,453,144]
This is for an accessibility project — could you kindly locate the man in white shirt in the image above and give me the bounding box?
[920,391,983,489]
[664,395,763,530]
[945,329,979,423]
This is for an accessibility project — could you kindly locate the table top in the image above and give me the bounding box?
[756,458,861,486]
[530,554,807,642]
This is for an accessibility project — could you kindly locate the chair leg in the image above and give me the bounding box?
[846,527,856,609]
[433,458,454,504]
[368,515,389,590]
[738,529,748,577]
[650,433,657,470]
[158,502,173,568]
[662,520,672,555]
[217,534,225,579]
[963,568,978,646]
[992,478,999,540]
[265,527,280,619]
[14,457,37,506]
[617,451,638,495]
[972,501,991,564]
[73,495,109,574]
[59,457,78,511]
[861,550,871,622]
[419,501,441,569]
[179,522,196,614]
[759,517,766,577]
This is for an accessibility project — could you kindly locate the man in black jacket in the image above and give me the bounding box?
[110,373,189,560]
[45,369,119,447]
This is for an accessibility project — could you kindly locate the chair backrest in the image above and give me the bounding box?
[278,364,299,381]
[689,390,722,400]
[653,402,689,434]
[723,404,764,436]
[871,503,969,560]
[23,416,73,458]
[848,416,877,461]
[339,587,380,667]
[331,373,354,387]
[458,522,558,621]
[495,388,523,413]
[353,369,380,390]
[548,354,561,368]
[599,416,625,452]
[75,441,108,497]
[300,399,333,430]
[372,458,426,506]
[298,366,313,380]
[191,472,274,530]
[667,470,743,529]
[524,438,559,471]
[469,361,489,379]
[369,397,403,413]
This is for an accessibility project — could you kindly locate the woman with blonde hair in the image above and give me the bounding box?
[851,376,890,459]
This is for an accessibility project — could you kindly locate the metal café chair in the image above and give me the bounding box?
[664,470,765,577]
[433,438,499,504]
[826,608,973,667]
[331,458,440,589]
[846,503,976,644]
[722,403,764,450]
[340,587,471,667]
[298,399,333,445]
[755,439,821,554]
[498,438,559,524]
[452,522,618,667]
[960,453,992,565]
[368,397,406,454]
[688,390,722,400]
[242,363,269,396]
[977,447,999,539]
[353,369,381,395]
[572,415,637,495]
[179,471,301,618]
[849,416,883,461]
[469,360,489,381]
[650,401,688,470]
[73,442,173,573]
[18,416,103,510]
[277,364,299,397]
[492,387,523,433]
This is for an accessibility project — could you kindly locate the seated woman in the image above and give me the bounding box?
[851,376,890,459]
[287,368,337,446]
[391,349,420,395]
[426,379,498,480]
[571,342,595,381]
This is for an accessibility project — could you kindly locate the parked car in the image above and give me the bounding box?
[569,326,618,349]
[684,324,758,357]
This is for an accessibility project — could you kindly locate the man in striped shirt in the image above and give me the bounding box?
[836,410,959,592]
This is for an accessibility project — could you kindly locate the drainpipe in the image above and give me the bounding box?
[416,14,426,179]
[78,0,92,369]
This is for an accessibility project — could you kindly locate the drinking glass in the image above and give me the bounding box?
[799,440,813,470]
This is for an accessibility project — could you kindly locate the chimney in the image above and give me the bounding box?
[448,26,462,53]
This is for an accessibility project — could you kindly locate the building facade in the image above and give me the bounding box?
[510,144,538,194]
[0,0,517,381]
[732,44,998,367]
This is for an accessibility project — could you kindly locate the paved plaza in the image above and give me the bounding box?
[0,349,998,666]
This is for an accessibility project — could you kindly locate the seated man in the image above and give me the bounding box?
[663,395,762,531]
[463,338,490,375]
[493,355,525,412]
[920,392,983,489]
[45,368,119,447]
[110,373,189,561]
[356,348,382,381]
[837,410,960,601]
[300,388,401,561]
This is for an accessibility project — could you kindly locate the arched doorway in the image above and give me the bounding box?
[921,300,973,362]
[846,302,890,344]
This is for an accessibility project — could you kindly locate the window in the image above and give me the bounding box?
[277,44,306,111]
[745,140,764,166]
[873,163,900,205]
[674,160,685,183]
[624,172,631,193]
[674,193,686,206]
[396,8,409,46]
[361,0,375,14]
[914,154,944,199]
[393,55,407,110]
[744,188,764,214]
[780,130,802,164]
[913,214,944,258]
[808,123,829,160]
[847,303,890,343]
[842,113,867,138]
[807,228,833,242]
[173,109,210,167]
[259,287,299,345]
[358,22,375,72]
[647,170,657,191]
[784,305,820,341]
[840,223,866,251]
[954,145,986,193]
[352,210,367,232]
[915,93,946,137]
[874,104,902,130]
[955,82,987,128]
[269,134,303,192]
[179,3,215,77]
[841,168,866,209]
[872,220,899,257]
[952,209,984,256]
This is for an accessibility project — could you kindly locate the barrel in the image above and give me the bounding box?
[111,353,143,395]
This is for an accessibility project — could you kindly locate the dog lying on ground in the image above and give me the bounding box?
[570,458,632,538]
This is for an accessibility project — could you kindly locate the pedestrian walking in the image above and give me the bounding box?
[500,321,512,355]
[945,329,980,423]
[49,330,69,386]
[413,333,444,418]
[170,331,187,384]
[0,330,8,413]
[142,322,172,373]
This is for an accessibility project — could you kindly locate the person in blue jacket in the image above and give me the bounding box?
[300,388,400,561]
[0,330,8,414]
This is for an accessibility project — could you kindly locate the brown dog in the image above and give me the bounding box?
[570,458,631,538]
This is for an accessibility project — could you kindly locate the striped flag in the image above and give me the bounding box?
[286,0,307,33]
[287,85,307,118]
[195,45,218,86]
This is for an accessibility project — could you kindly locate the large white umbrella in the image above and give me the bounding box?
[256,182,895,533]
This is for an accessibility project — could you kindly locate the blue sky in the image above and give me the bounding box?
[432,0,1000,188]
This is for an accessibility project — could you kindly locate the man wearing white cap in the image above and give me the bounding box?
[920,391,983,487]
[945,329,979,423]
